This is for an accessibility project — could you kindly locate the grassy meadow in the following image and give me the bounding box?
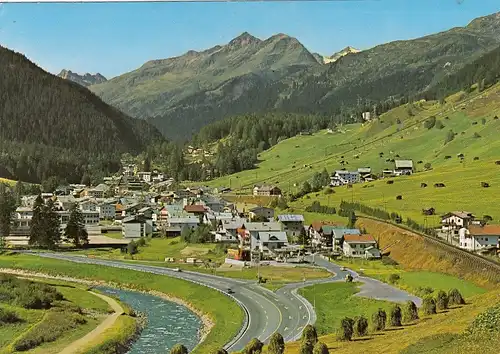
[209,83,500,226]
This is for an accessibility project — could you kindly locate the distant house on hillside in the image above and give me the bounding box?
[330,171,360,186]
[459,224,500,251]
[394,160,414,175]
[308,221,343,249]
[253,185,282,197]
[122,215,153,239]
[441,211,476,234]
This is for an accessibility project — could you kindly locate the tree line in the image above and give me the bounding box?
[0,185,88,249]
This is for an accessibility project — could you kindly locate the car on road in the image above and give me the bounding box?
[340,267,346,271]
[172,268,182,272]
[226,288,235,294]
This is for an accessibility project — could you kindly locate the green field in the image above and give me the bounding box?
[209,83,500,225]
[0,253,243,354]
[299,282,394,336]
[0,274,114,354]
[334,258,486,298]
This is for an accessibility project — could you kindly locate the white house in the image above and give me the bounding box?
[342,234,380,258]
[251,231,289,254]
[122,215,153,239]
[458,225,500,251]
[138,172,152,183]
[79,199,98,212]
[249,206,275,220]
[168,216,199,230]
[330,171,360,186]
[213,230,239,243]
[81,210,100,226]
[15,207,33,228]
[441,211,475,234]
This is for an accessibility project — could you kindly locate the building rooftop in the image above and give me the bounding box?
[243,222,282,232]
[255,231,288,243]
[184,205,207,213]
[442,211,475,219]
[395,160,414,169]
[468,224,500,236]
[278,214,305,223]
[344,234,376,243]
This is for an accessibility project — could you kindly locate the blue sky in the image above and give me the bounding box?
[0,0,499,78]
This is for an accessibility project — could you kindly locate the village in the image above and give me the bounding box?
[5,157,500,264]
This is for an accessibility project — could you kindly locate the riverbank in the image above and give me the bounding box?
[0,268,212,350]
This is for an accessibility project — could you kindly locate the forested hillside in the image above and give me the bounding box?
[0,45,164,185]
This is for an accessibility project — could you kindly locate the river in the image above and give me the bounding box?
[96,286,202,353]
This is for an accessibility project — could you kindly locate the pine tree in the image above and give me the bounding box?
[64,203,88,247]
[42,199,61,249]
[268,332,285,354]
[29,194,45,247]
[0,185,17,248]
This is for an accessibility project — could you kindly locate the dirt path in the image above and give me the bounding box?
[58,291,124,354]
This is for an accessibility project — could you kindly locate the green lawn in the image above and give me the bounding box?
[0,304,44,349]
[101,231,123,239]
[0,253,243,354]
[299,282,394,335]
[334,258,487,298]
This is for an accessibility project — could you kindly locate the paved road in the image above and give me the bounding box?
[19,251,421,351]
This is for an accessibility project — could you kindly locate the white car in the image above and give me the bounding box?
[340,267,346,271]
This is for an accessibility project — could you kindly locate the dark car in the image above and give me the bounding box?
[226,288,235,294]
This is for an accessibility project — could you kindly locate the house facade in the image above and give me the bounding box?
[342,234,380,258]
[278,215,305,240]
[98,203,116,220]
[251,231,289,256]
[459,225,500,251]
[441,211,475,234]
[394,160,414,175]
[330,171,360,186]
[253,185,282,197]
[249,206,275,220]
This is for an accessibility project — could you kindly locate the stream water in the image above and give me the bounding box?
[96,286,202,353]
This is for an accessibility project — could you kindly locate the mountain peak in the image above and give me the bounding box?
[228,32,261,47]
[467,11,500,32]
[58,69,107,87]
[323,46,360,64]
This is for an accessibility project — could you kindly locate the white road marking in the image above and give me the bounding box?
[299,306,303,309]
[289,316,292,320]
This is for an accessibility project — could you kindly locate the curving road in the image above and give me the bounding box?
[19,251,420,351]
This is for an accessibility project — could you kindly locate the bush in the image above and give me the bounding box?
[301,324,318,346]
[313,342,329,354]
[0,307,21,324]
[0,276,63,310]
[473,132,481,138]
[211,350,228,354]
[424,116,436,129]
[372,309,387,331]
[466,303,500,335]
[390,305,403,327]
[422,297,437,315]
[136,237,146,247]
[448,289,465,305]
[381,256,398,266]
[424,162,432,170]
[435,120,445,129]
[354,315,369,337]
[244,338,263,354]
[268,332,285,354]
[299,341,313,354]
[13,311,86,351]
[170,344,188,354]
[415,286,434,297]
[444,129,455,144]
[337,317,354,341]
[404,301,419,322]
[436,290,449,310]
[324,187,334,195]
[388,274,400,284]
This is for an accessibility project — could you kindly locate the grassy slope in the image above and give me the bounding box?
[0,276,111,354]
[299,282,394,336]
[0,253,243,354]
[210,83,500,225]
